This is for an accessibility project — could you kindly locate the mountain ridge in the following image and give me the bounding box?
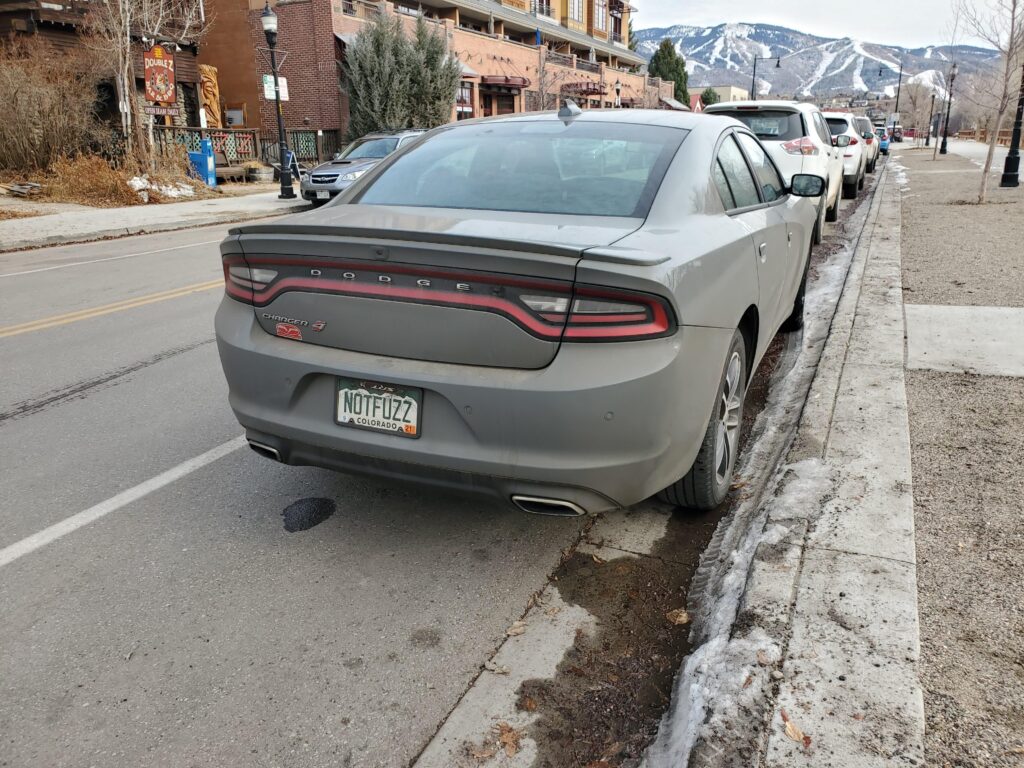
[634,22,998,98]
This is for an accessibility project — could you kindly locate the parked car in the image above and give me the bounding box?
[703,99,845,237]
[875,127,891,155]
[299,130,424,206]
[824,112,867,198]
[216,110,825,514]
[855,116,880,173]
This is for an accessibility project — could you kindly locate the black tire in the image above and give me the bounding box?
[812,200,824,245]
[858,171,865,191]
[842,180,857,199]
[825,191,839,222]
[659,330,747,510]
[780,242,811,333]
[867,158,876,174]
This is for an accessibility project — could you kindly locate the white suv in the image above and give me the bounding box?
[704,100,845,240]
[824,112,867,199]
[854,116,880,173]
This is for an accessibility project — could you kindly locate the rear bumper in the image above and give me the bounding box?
[214,297,732,511]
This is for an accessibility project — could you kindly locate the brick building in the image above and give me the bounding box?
[198,0,676,161]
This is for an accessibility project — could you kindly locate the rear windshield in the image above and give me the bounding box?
[710,109,804,141]
[354,121,687,218]
[825,117,851,136]
[340,137,400,160]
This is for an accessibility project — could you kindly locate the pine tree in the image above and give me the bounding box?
[647,39,689,104]
[343,14,411,139]
[407,15,462,129]
[701,87,721,106]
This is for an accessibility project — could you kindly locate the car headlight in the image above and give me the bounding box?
[339,169,367,182]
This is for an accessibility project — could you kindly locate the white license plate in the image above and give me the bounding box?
[336,377,421,439]
[316,190,331,199]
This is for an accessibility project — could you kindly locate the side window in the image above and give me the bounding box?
[717,136,760,209]
[814,113,832,145]
[736,133,785,202]
[713,161,735,209]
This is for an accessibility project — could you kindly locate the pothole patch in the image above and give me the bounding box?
[281,497,336,532]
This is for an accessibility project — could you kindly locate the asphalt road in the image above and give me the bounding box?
[0,181,866,766]
[0,227,588,768]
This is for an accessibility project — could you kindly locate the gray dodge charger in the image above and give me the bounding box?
[215,109,824,515]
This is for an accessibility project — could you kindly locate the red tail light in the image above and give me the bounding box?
[865,136,874,144]
[848,136,859,145]
[222,256,676,342]
[781,137,819,156]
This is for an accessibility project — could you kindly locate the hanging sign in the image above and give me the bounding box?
[262,74,289,101]
[144,44,177,104]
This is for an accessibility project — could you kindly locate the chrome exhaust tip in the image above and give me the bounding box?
[248,440,282,462]
[511,495,587,517]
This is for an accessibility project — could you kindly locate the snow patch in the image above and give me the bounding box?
[643,461,834,768]
[128,176,195,203]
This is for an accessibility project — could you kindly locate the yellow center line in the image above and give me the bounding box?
[0,279,223,339]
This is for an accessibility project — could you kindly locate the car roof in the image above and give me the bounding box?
[358,129,426,139]
[452,108,740,140]
[705,99,816,113]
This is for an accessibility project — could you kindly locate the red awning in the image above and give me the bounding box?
[480,75,531,88]
[561,81,607,96]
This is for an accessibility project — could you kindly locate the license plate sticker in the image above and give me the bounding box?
[316,190,330,199]
[336,377,421,438]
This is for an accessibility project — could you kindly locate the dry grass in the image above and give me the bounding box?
[0,209,42,221]
[45,155,141,208]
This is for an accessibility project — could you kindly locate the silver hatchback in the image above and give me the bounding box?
[299,130,424,206]
[217,111,824,514]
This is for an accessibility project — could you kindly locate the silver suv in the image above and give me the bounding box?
[300,130,424,206]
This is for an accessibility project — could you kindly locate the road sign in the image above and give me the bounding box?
[262,74,289,101]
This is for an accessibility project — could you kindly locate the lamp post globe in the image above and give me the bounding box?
[262,2,295,199]
[939,62,958,155]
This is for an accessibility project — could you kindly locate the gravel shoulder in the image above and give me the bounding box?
[900,144,1024,767]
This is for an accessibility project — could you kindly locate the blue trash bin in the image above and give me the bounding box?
[188,138,217,188]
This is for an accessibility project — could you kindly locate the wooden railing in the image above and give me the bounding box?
[261,130,342,164]
[154,126,260,163]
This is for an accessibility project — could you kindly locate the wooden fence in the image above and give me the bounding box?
[956,127,1015,147]
[154,126,342,165]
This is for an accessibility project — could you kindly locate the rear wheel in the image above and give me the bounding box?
[825,189,839,222]
[812,199,824,245]
[659,330,747,510]
[858,171,866,191]
[842,179,857,199]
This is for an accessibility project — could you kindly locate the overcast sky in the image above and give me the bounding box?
[635,0,963,48]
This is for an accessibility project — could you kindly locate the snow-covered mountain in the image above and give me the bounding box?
[634,23,999,98]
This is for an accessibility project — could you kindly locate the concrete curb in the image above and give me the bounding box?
[693,164,925,767]
[0,202,308,253]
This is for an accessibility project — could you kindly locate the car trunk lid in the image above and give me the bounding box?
[227,205,644,369]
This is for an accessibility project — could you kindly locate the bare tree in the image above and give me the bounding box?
[86,0,206,161]
[958,0,1024,201]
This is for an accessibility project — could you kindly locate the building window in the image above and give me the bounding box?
[457,82,474,120]
[595,0,607,29]
[569,0,583,22]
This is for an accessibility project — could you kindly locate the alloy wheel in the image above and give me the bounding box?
[714,350,744,488]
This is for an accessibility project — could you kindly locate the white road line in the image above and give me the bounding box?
[0,436,246,569]
[0,240,221,278]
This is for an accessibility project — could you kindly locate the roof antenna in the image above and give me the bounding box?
[558,99,582,125]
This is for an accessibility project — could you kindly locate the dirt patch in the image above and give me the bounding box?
[0,209,41,221]
[516,336,789,768]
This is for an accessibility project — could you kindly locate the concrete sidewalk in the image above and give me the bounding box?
[681,162,926,767]
[0,191,309,252]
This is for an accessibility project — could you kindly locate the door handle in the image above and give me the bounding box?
[758,242,768,263]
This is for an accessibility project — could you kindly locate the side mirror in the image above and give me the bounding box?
[834,135,852,148]
[790,174,826,197]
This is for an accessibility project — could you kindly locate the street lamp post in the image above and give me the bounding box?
[880,61,903,140]
[926,93,936,147]
[998,61,1024,188]
[614,78,622,108]
[940,62,959,155]
[261,2,295,200]
[750,56,780,101]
